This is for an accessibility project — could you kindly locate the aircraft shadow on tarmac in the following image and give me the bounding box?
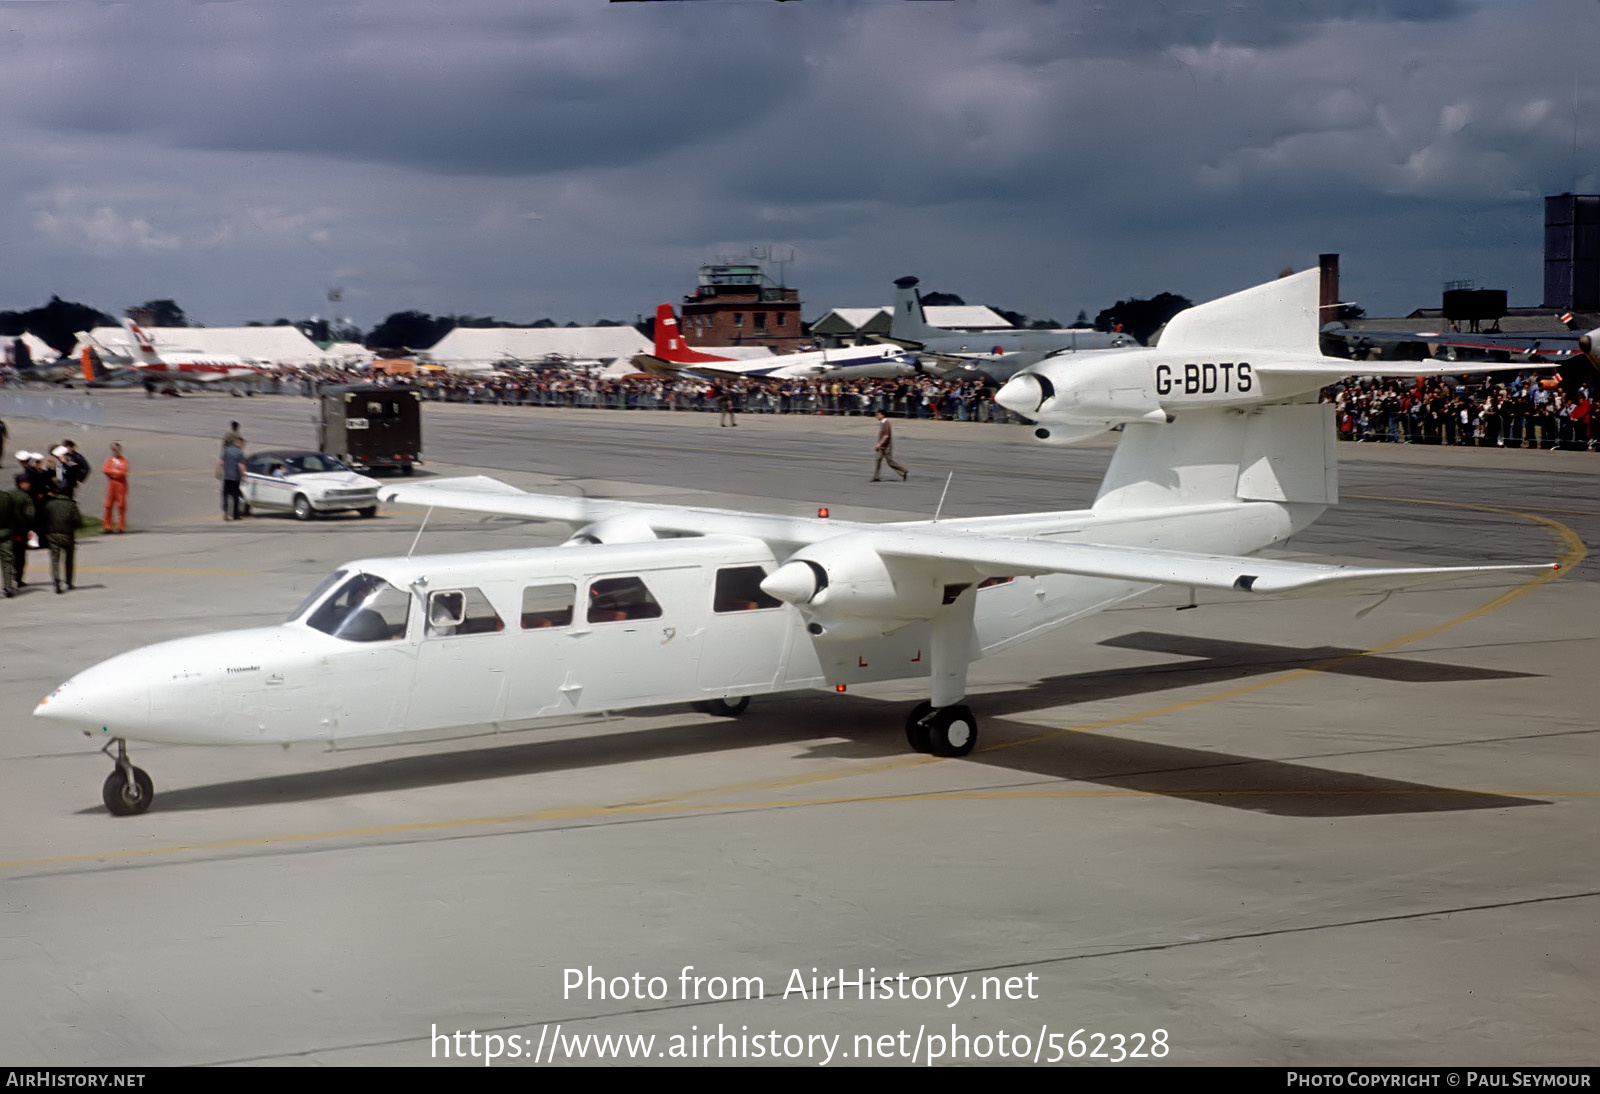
[133,630,1540,818]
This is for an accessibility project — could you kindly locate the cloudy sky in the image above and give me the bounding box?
[0,0,1593,330]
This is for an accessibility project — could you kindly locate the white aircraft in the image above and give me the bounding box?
[78,319,269,394]
[634,304,930,380]
[36,269,1555,815]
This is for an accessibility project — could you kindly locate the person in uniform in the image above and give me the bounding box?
[102,442,129,533]
[0,473,33,597]
[41,483,79,593]
[870,410,909,482]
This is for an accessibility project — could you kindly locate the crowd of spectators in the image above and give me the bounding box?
[1324,374,1594,449]
[2,357,1594,449]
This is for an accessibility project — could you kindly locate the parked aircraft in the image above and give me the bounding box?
[1319,319,1600,369]
[881,276,1139,358]
[77,319,269,394]
[37,269,1555,815]
[634,305,928,380]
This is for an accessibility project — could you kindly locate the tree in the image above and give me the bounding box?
[365,311,455,352]
[127,299,188,327]
[1094,292,1192,346]
[919,291,965,307]
[0,297,116,354]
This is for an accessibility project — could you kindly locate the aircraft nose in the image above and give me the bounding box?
[35,665,150,736]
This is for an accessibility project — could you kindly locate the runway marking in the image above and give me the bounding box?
[5,784,1598,874]
[0,499,1585,874]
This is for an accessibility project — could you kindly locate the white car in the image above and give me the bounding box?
[240,449,381,520]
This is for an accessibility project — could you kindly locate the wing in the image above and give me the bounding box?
[385,477,1554,601]
[380,476,851,548]
[870,527,1555,597]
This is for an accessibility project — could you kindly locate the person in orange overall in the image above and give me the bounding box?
[102,442,128,533]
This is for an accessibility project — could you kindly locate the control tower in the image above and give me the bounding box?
[680,263,805,351]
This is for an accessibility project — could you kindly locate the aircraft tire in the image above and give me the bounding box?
[905,701,934,753]
[401,464,415,477]
[238,500,251,518]
[926,705,977,758]
[357,507,377,519]
[292,495,313,521]
[102,766,154,816]
[693,697,750,717]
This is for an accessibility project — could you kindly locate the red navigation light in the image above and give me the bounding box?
[835,684,846,693]
[817,507,829,519]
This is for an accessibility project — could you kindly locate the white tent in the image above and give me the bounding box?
[73,325,332,367]
[424,326,652,373]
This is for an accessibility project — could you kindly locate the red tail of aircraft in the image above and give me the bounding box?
[651,304,736,364]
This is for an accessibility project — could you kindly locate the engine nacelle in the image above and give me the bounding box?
[994,354,1171,442]
[562,515,659,546]
[760,535,954,640]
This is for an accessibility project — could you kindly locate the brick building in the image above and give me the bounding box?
[680,264,805,351]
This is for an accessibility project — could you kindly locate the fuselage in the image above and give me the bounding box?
[35,501,1305,748]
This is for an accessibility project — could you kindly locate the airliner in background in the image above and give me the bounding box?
[633,304,930,381]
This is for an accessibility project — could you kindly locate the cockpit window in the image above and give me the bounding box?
[306,573,410,642]
[286,569,347,622]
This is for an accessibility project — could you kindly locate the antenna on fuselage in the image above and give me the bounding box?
[933,472,954,522]
[407,507,434,558]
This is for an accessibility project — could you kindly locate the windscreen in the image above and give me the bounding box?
[286,453,352,474]
[285,569,347,623]
[305,573,410,642]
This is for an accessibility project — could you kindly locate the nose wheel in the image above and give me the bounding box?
[101,739,153,816]
[905,702,977,757]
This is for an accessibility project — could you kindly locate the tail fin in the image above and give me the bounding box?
[652,304,733,363]
[118,317,160,363]
[1158,269,1322,357]
[79,346,97,383]
[890,276,936,343]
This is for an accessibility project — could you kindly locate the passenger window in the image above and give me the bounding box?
[586,576,662,623]
[521,583,575,629]
[713,566,782,613]
[426,587,503,637]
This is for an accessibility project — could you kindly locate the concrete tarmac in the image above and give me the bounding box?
[0,390,1594,1067]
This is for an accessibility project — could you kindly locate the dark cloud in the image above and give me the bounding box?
[0,0,1590,328]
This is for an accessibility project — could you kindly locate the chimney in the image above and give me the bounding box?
[1319,253,1340,324]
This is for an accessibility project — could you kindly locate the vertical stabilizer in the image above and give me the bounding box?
[891,276,935,341]
[118,318,160,364]
[1094,403,1336,517]
[651,304,734,364]
[1157,269,1323,357]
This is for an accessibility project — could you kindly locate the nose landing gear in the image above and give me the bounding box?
[101,738,153,816]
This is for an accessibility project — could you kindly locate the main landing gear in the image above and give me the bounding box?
[692,696,751,717]
[904,701,978,757]
[101,738,153,816]
[904,588,979,757]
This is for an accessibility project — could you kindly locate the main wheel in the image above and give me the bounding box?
[292,494,313,521]
[401,464,415,477]
[102,766,154,816]
[692,696,750,717]
[905,700,934,753]
[238,499,251,518]
[357,506,377,519]
[926,705,977,758]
